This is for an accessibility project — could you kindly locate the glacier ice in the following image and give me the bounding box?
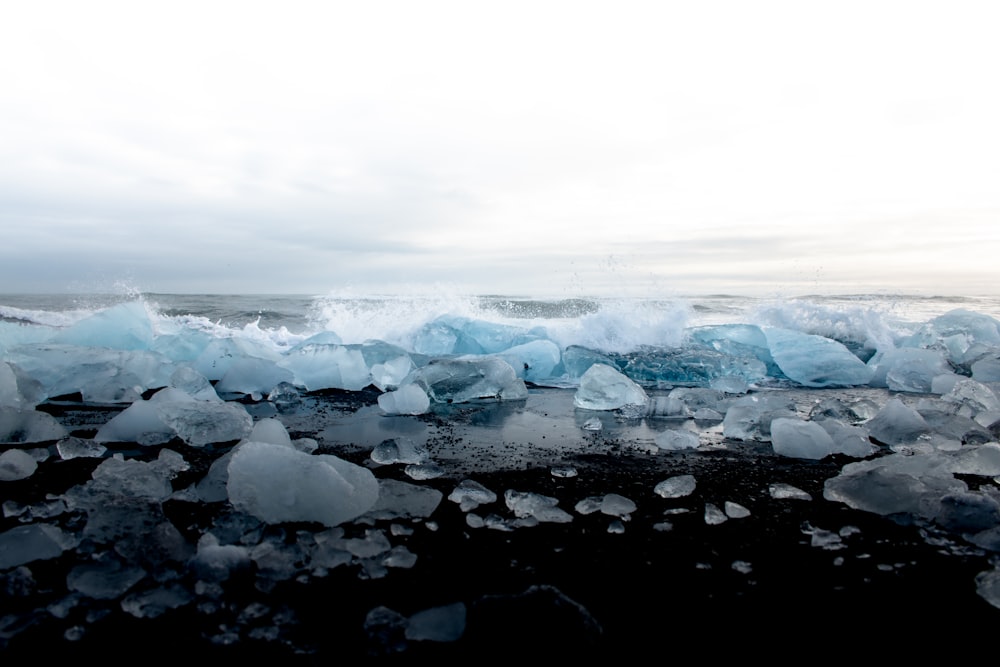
[403,357,528,404]
[377,384,430,415]
[0,407,68,443]
[653,474,697,499]
[770,417,837,460]
[573,363,648,411]
[0,448,39,480]
[654,428,700,451]
[227,441,379,526]
[764,327,874,387]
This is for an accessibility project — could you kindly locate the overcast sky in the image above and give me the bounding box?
[1,1,998,297]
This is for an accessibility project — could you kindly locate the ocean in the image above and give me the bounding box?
[4,291,999,361]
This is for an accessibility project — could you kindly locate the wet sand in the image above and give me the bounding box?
[4,386,1000,662]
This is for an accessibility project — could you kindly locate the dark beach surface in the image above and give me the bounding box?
[4,385,1000,663]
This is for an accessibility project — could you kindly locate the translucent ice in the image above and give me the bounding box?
[764,327,874,387]
[654,474,697,498]
[504,489,573,524]
[573,363,648,411]
[0,407,68,444]
[0,448,38,480]
[278,344,371,391]
[0,523,74,569]
[227,441,379,526]
[377,384,430,415]
[865,398,931,446]
[772,418,840,459]
[448,479,497,511]
[404,357,528,403]
[654,429,700,451]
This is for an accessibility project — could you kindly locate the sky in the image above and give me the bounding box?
[1,1,998,297]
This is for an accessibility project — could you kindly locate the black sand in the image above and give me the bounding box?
[3,386,1000,662]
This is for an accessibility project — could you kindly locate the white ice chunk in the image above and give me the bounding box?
[771,417,837,459]
[448,479,497,512]
[575,493,636,518]
[865,398,932,446]
[0,407,68,444]
[654,429,700,451]
[724,501,751,518]
[504,489,573,523]
[704,503,728,525]
[818,419,878,458]
[278,344,371,391]
[370,355,416,392]
[769,483,812,500]
[495,339,562,384]
[868,348,952,393]
[0,448,39,480]
[371,438,428,465]
[227,441,379,526]
[405,358,528,403]
[215,357,295,397]
[377,385,430,415]
[654,474,697,498]
[764,327,874,387]
[573,363,648,411]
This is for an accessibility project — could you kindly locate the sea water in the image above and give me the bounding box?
[3,291,998,362]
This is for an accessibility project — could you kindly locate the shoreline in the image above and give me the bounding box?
[4,385,1000,660]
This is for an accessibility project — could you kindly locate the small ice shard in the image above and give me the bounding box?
[724,501,751,518]
[57,437,108,460]
[575,493,637,518]
[404,463,444,480]
[405,602,466,642]
[227,441,379,526]
[550,465,578,478]
[267,382,302,412]
[370,438,428,465]
[732,560,753,574]
[769,483,812,501]
[190,534,252,582]
[654,429,700,451]
[771,417,837,460]
[573,363,649,411]
[377,384,430,415]
[121,584,193,618]
[504,489,573,524]
[366,478,443,521]
[581,417,603,431]
[704,503,728,525]
[654,474,697,499]
[448,479,498,512]
[607,519,626,534]
[0,448,38,480]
